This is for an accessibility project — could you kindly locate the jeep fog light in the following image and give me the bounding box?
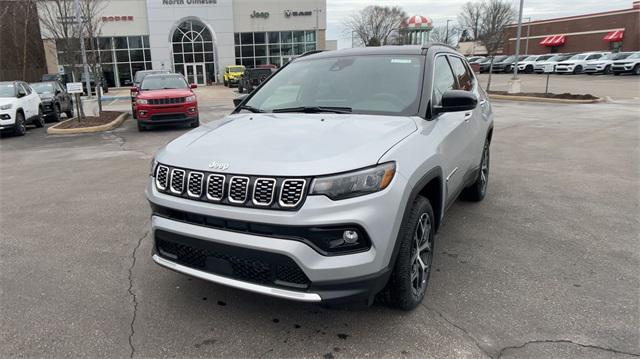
[343,230,359,244]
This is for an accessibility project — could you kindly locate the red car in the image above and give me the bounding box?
[132,73,199,131]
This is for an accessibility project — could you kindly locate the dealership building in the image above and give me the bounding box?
[40,0,326,87]
[502,1,639,55]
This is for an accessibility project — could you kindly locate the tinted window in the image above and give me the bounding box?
[627,52,640,59]
[449,56,474,91]
[140,75,188,90]
[22,83,32,95]
[432,56,456,107]
[586,54,602,60]
[30,82,55,94]
[245,55,424,116]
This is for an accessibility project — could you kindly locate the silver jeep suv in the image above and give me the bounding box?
[146,44,493,310]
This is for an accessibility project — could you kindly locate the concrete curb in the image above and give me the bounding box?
[47,112,128,135]
[489,94,602,104]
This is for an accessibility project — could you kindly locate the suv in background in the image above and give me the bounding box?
[479,55,507,73]
[0,81,44,136]
[611,52,640,75]
[223,65,245,87]
[491,55,528,73]
[238,68,274,93]
[147,45,493,310]
[555,52,610,74]
[30,81,74,121]
[132,73,199,131]
[517,54,554,73]
[584,52,632,75]
[80,72,109,94]
[131,70,171,119]
[533,54,573,73]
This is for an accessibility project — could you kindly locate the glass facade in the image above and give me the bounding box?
[171,19,216,84]
[56,36,152,87]
[234,30,316,68]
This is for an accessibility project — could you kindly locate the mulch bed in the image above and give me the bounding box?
[489,91,598,100]
[55,111,123,129]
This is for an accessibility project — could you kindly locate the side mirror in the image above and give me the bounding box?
[233,94,248,107]
[190,83,198,89]
[17,91,26,98]
[55,89,61,95]
[438,90,478,113]
[130,86,138,93]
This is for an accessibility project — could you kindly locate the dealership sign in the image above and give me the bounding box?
[250,10,269,19]
[284,10,313,17]
[162,0,216,5]
[102,16,134,22]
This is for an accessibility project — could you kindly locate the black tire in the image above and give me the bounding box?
[33,107,45,128]
[525,65,533,74]
[132,107,137,120]
[190,117,200,128]
[14,112,26,136]
[137,121,146,132]
[604,65,612,75]
[224,79,228,87]
[51,104,61,122]
[380,196,435,311]
[634,65,640,75]
[573,65,583,75]
[463,140,490,202]
[65,106,74,119]
[238,83,244,94]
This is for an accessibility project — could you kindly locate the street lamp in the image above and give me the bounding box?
[445,19,453,44]
[524,17,532,55]
[510,0,525,91]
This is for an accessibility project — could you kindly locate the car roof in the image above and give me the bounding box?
[143,73,184,79]
[296,44,459,61]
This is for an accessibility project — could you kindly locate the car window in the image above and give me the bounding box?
[21,83,32,95]
[627,53,640,59]
[569,54,587,60]
[537,55,553,61]
[30,82,55,94]
[449,56,473,91]
[0,83,16,97]
[587,54,602,60]
[140,75,188,90]
[432,56,456,108]
[244,55,424,116]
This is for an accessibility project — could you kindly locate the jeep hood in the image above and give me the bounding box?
[156,113,418,176]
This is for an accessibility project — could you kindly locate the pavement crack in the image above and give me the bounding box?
[105,131,152,158]
[495,339,640,358]
[422,304,492,358]
[127,229,149,359]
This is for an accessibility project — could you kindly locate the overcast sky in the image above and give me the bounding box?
[325,0,632,48]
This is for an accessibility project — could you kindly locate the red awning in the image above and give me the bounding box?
[539,35,566,47]
[603,30,624,42]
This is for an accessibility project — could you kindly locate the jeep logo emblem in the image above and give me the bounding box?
[208,161,230,171]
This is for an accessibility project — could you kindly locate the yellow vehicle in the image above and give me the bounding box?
[223,65,245,87]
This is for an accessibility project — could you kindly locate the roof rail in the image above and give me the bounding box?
[421,42,457,51]
[298,50,325,58]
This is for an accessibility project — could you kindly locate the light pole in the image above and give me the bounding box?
[444,19,453,44]
[512,0,525,80]
[524,17,532,54]
[313,8,322,49]
[74,0,91,97]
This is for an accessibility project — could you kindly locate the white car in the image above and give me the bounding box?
[0,81,44,136]
[555,52,610,74]
[584,52,633,75]
[533,54,573,73]
[517,54,555,73]
[611,51,640,75]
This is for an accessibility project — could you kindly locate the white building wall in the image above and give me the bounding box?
[232,0,326,33]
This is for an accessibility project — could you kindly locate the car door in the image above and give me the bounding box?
[24,83,40,117]
[431,55,469,205]
[448,55,487,177]
[17,83,33,118]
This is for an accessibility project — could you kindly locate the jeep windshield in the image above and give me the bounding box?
[140,75,188,90]
[229,66,244,73]
[30,82,55,94]
[242,55,424,116]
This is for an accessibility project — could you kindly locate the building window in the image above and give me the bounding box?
[55,35,152,88]
[234,30,318,68]
[171,19,217,83]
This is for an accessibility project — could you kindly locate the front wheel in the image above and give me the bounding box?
[380,196,435,311]
[65,106,74,119]
[190,117,200,128]
[51,104,61,122]
[573,65,583,74]
[604,65,612,75]
[14,112,26,136]
[137,121,146,132]
[33,107,45,128]
[463,140,490,202]
[634,65,640,75]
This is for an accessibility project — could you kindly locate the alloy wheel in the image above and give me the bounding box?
[480,143,490,193]
[410,213,433,297]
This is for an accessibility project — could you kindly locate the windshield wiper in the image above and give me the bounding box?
[237,105,265,113]
[272,106,352,114]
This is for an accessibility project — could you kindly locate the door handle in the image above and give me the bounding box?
[479,99,487,106]
[464,112,472,122]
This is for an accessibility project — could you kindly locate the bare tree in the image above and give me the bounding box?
[428,25,462,46]
[344,6,407,47]
[458,1,483,40]
[477,0,515,91]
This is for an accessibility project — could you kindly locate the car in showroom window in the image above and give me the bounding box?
[241,54,424,116]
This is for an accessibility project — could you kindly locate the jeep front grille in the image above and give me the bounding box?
[154,164,308,210]
[149,97,186,105]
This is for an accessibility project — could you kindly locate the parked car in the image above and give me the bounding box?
[0,81,44,136]
[131,70,172,119]
[584,52,632,75]
[42,73,69,85]
[478,55,507,73]
[611,51,640,75]
[555,52,610,74]
[80,72,109,94]
[238,68,274,94]
[466,56,485,63]
[147,45,493,310]
[516,54,555,73]
[132,73,199,131]
[29,81,74,121]
[491,55,528,73]
[533,54,573,73]
[223,65,245,87]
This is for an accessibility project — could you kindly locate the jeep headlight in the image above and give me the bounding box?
[185,95,196,102]
[0,103,12,110]
[136,98,148,105]
[150,158,158,177]
[310,162,395,200]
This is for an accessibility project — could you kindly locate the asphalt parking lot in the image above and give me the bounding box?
[1,80,639,358]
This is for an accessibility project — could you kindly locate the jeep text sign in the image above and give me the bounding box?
[66,82,83,94]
